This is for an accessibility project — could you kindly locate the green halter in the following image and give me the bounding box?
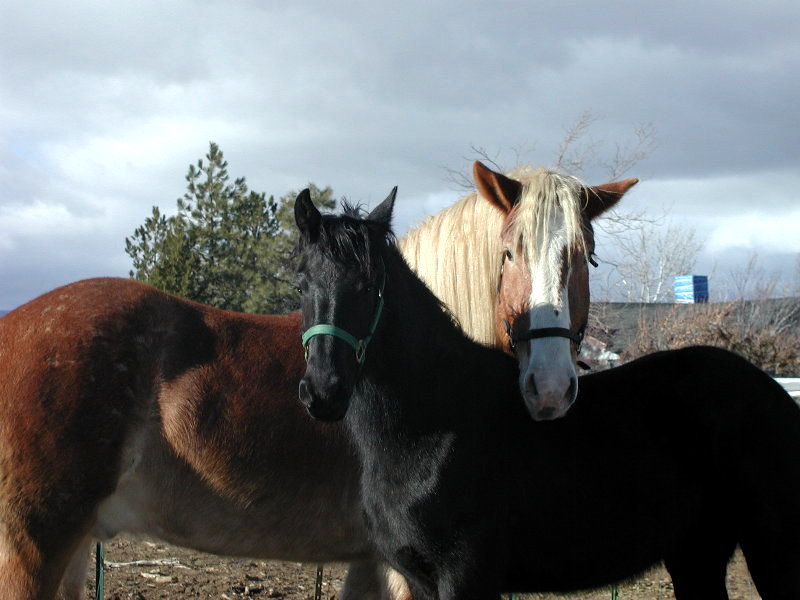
[301,271,385,365]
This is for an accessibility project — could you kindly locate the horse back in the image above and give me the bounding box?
[498,346,800,590]
[1,277,350,500]
[580,345,800,435]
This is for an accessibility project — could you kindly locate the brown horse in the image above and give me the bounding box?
[0,165,629,600]
[475,161,638,419]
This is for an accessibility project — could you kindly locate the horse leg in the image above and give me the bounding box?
[740,520,800,599]
[384,566,413,600]
[437,573,502,600]
[0,505,99,600]
[664,539,735,600]
[341,560,402,600]
[433,549,503,600]
[735,438,800,599]
[0,535,65,600]
[741,541,800,600]
[0,539,38,600]
[56,535,92,600]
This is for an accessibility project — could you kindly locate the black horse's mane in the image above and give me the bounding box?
[316,201,466,338]
[298,201,395,281]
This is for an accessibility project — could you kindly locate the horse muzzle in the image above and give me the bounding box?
[520,367,578,421]
[298,374,352,422]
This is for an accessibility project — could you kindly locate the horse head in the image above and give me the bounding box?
[474,161,637,420]
[294,188,396,421]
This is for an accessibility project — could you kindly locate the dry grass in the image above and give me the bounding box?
[621,299,800,377]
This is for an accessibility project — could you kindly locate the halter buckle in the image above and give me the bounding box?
[355,340,367,364]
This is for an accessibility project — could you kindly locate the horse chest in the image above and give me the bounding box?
[357,430,487,551]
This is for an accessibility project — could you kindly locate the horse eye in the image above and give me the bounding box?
[504,248,514,261]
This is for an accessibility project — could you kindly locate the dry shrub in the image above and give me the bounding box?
[623,299,800,377]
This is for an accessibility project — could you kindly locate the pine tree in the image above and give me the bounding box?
[255,183,335,313]
[125,142,333,313]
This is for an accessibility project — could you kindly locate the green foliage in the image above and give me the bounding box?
[125,142,334,313]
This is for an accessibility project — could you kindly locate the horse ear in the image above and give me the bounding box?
[294,188,321,242]
[583,178,639,221]
[473,161,522,215]
[367,186,397,226]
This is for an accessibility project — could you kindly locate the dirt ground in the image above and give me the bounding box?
[85,536,763,600]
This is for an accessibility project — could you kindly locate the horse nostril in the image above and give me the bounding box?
[525,371,538,396]
[298,378,314,408]
[537,406,555,420]
[565,376,578,403]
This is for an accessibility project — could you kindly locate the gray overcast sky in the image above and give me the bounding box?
[2,0,799,308]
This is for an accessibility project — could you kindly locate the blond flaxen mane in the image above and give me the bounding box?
[507,167,588,307]
[400,190,504,346]
[399,167,588,347]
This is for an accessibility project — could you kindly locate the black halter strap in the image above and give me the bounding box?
[513,326,583,345]
[503,320,586,354]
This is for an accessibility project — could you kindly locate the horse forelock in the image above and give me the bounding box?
[398,191,505,347]
[315,202,396,279]
[506,168,589,305]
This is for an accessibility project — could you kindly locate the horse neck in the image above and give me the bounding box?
[347,249,510,448]
[372,249,467,369]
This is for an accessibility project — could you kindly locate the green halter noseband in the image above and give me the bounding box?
[301,271,385,365]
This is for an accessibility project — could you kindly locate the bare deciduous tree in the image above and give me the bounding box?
[623,295,800,376]
[554,109,657,181]
[597,221,704,303]
[554,109,601,176]
[443,109,657,196]
[725,251,800,301]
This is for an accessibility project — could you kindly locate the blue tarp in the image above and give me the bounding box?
[674,275,709,303]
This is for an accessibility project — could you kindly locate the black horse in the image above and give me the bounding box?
[294,188,800,600]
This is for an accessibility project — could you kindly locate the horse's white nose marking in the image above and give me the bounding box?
[518,286,578,419]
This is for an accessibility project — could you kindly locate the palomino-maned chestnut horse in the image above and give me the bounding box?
[295,190,800,600]
[0,165,631,600]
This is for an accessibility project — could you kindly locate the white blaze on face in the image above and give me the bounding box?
[517,214,578,420]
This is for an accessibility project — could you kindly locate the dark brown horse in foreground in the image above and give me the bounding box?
[0,164,634,599]
[295,190,800,600]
